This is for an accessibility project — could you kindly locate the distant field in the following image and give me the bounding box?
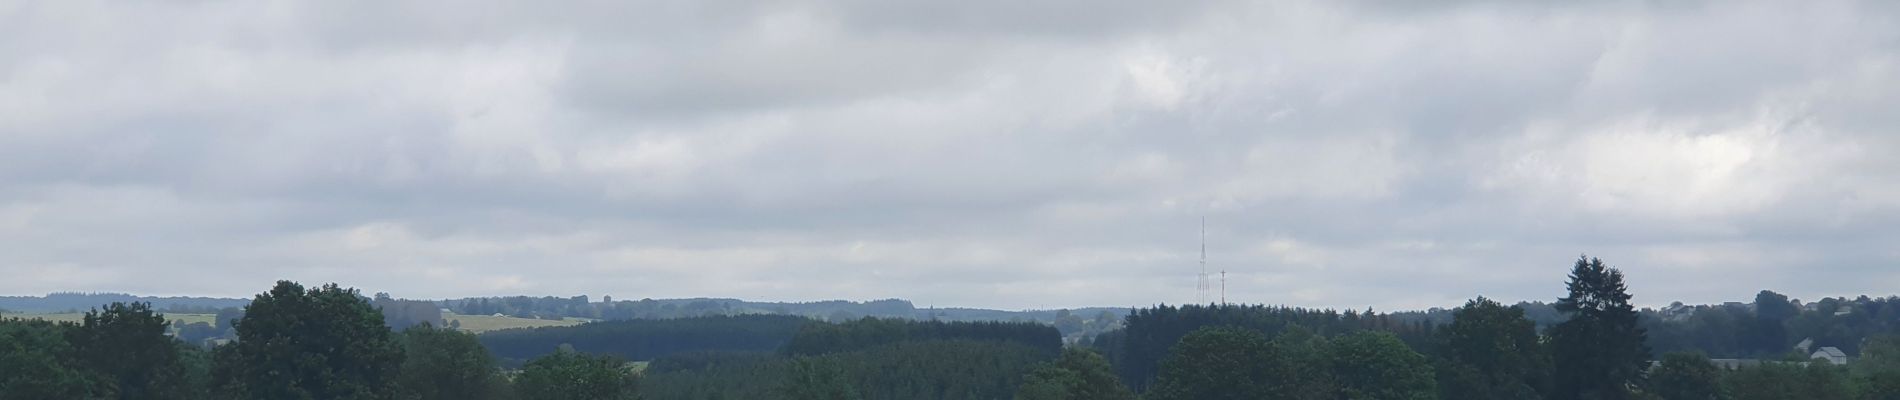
[4,311,579,333]
[444,312,583,333]
[1,312,217,326]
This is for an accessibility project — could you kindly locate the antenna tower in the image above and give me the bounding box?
[1198,217,1208,304]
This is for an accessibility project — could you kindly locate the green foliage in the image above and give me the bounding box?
[643,340,1049,400]
[0,303,211,399]
[1436,297,1548,399]
[0,293,246,315]
[1646,352,1721,400]
[779,358,860,400]
[514,350,640,400]
[1550,256,1650,400]
[1328,331,1437,400]
[481,314,811,366]
[219,281,403,400]
[372,296,444,332]
[782,317,1060,356]
[1146,326,1279,400]
[0,319,108,399]
[1855,335,1900,399]
[1264,325,1335,399]
[1722,361,1853,400]
[1101,303,1434,391]
[174,322,220,346]
[71,301,200,399]
[396,324,504,400]
[1777,296,1900,356]
[1015,348,1135,400]
[641,352,789,399]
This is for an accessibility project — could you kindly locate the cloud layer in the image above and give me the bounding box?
[3,1,1898,310]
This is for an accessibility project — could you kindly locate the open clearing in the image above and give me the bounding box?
[4,311,580,334]
[1,312,218,326]
[444,312,584,333]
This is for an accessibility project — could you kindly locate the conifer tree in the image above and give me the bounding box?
[1549,256,1649,400]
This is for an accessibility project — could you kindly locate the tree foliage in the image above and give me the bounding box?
[514,350,640,400]
[1646,352,1721,400]
[643,340,1049,400]
[372,295,444,332]
[1722,361,1853,400]
[480,314,811,366]
[1100,303,1434,391]
[22,262,1900,400]
[71,302,201,399]
[1015,348,1136,400]
[1327,331,1437,400]
[219,281,403,400]
[1550,256,1650,400]
[781,317,1060,356]
[1145,326,1279,400]
[0,319,107,399]
[778,357,860,400]
[1855,335,1900,399]
[1435,297,1548,400]
[396,324,504,400]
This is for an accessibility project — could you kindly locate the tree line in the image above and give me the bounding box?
[445,295,1127,339]
[1094,256,1900,399]
[0,280,1074,400]
[12,256,1900,399]
[0,281,633,400]
[479,314,813,367]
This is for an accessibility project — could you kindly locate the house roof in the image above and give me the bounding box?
[1815,347,1848,358]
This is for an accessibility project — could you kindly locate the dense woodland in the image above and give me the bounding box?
[8,255,1900,399]
[479,314,813,367]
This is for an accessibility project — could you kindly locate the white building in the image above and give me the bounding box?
[1812,347,1849,365]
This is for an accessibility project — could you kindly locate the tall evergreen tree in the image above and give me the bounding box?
[1549,256,1650,400]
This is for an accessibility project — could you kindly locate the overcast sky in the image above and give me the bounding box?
[3,1,1898,310]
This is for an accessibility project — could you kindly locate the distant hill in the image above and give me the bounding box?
[439,296,1132,339]
[0,292,250,313]
[0,292,1128,336]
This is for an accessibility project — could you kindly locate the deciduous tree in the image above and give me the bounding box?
[220,281,403,400]
[396,324,503,400]
[1437,297,1548,399]
[1146,326,1277,400]
[1016,348,1135,400]
[70,301,198,399]
[1646,352,1721,400]
[1328,331,1437,400]
[0,319,107,399]
[515,350,640,400]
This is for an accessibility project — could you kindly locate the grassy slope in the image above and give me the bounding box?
[443,312,583,333]
[5,311,582,334]
[1,312,218,326]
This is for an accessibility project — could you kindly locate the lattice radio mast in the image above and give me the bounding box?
[1198,217,1208,305]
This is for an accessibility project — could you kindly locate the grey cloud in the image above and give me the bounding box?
[1,1,1898,310]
